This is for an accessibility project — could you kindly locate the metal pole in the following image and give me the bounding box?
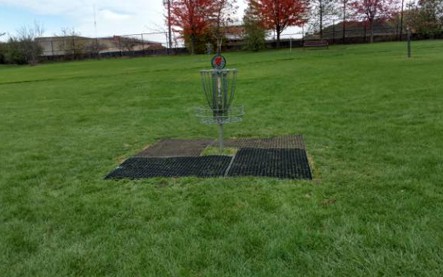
[290,37,292,52]
[72,36,76,59]
[119,36,122,56]
[302,24,305,45]
[163,0,173,53]
[218,124,224,152]
[399,0,404,40]
[332,20,335,44]
[141,33,145,53]
[94,4,98,58]
[407,27,411,58]
[168,0,172,50]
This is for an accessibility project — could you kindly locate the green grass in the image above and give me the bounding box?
[201,146,238,156]
[1,41,443,276]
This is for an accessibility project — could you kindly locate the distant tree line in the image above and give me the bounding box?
[0,23,44,65]
[1,0,442,64]
[166,0,443,53]
[405,0,443,38]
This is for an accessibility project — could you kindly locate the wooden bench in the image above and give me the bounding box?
[303,40,329,49]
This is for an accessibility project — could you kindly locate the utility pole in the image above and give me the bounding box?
[163,0,173,51]
[399,0,404,40]
[93,4,99,58]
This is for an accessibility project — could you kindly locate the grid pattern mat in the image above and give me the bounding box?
[105,156,232,179]
[227,148,312,179]
[106,135,312,180]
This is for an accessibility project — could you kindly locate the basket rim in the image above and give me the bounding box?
[200,68,238,73]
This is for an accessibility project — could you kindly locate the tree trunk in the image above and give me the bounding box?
[276,25,281,48]
[320,0,323,39]
[399,0,404,40]
[191,34,196,55]
[370,20,374,43]
[342,1,346,43]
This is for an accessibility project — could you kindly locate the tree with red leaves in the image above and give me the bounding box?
[168,0,214,54]
[167,0,236,54]
[350,0,398,43]
[248,0,307,48]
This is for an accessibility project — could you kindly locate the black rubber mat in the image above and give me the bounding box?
[227,148,312,179]
[106,135,312,180]
[105,156,232,179]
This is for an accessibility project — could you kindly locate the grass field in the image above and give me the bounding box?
[1,41,443,276]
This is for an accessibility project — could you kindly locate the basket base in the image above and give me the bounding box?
[195,105,244,125]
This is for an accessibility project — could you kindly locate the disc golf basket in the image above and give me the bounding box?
[196,54,244,152]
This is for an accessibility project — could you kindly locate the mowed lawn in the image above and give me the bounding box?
[1,41,443,276]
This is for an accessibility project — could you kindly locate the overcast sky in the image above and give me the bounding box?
[0,0,180,43]
[0,1,305,44]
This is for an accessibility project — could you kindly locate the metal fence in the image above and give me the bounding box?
[280,24,404,42]
[37,32,186,60]
[36,24,430,61]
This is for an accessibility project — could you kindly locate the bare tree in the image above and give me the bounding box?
[308,0,338,38]
[15,22,45,65]
[339,0,350,42]
[210,0,238,52]
[406,0,443,38]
